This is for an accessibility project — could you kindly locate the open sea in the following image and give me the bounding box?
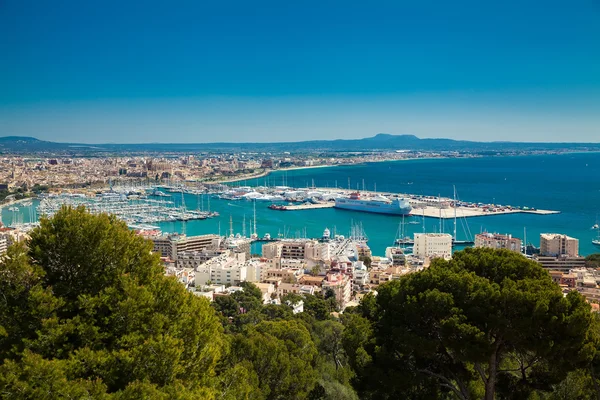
[3,153,600,256]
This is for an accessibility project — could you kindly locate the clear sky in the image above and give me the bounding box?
[1,0,599,143]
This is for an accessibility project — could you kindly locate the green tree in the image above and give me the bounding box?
[230,320,319,399]
[365,248,594,400]
[309,320,359,400]
[303,293,332,321]
[0,206,225,397]
[586,253,600,269]
[232,281,264,313]
[359,256,372,269]
[213,295,241,319]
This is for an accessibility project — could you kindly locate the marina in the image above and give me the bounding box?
[1,154,599,256]
[34,190,218,229]
[219,184,559,219]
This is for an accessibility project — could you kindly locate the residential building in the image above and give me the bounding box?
[286,300,304,314]
[385,246,406,266]
[176,249,227,269]
[254,282,276,303]
[475,233,522,253]
[276,283,316,297]
[151,233,221,259]
[195,252,247,286]
[266,268,304,283]
[224,236,252,258]
[298,275,325,287]
[0,234,7,255]
[534,255,586,271]
[352,261,370,287]
[413,233,452,259]
[540,233,579,257]
[322,272,352,309]
[246,259,268,283]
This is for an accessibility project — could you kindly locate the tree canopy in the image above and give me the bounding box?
[0,206,224,398]
[1,208,598,399]
[351,248,596,400]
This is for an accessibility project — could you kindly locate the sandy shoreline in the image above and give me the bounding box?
[214,164,339,184]
[212,157,429,185]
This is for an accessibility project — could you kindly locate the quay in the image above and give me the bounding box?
[410,204,560,220]
[307,187,561,219]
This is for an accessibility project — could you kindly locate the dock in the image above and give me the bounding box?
[410,205,560,220]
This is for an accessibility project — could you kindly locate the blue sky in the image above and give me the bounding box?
[1,0,599,143]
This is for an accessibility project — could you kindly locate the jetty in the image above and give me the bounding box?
[268,187,560,219]
[411,204,560,220]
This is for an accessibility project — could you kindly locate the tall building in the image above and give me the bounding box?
[475,233,522,253]
[413,233,452,259]
[150,233,221,259]
[540,234,579,257]
[0,235,7,256]
[195,252,247,286]
[322,272,352,310]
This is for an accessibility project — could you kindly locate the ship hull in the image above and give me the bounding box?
[334,200,412,216]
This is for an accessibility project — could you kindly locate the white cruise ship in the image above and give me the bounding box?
[334,192,412,215]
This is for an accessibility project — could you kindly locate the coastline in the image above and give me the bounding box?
[214,164,339,184]
[0,196,36,210]
[213,157,450,185]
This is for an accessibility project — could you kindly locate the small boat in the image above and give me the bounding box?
[150,189,170,197]
[268,204,286,211]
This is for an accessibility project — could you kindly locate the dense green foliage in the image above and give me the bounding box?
[1,208,599,399]
[0,207,224,398]
[586,253,600,269]
[347,248,599,400]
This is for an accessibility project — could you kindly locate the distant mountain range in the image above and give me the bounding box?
[0,134,599,154]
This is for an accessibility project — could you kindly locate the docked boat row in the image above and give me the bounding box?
[36,192,219,227]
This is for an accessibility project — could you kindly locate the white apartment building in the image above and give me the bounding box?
[246,259,268,283]
[322,272,352,310]
[262,239,330,269]
[475,233,522,253]
[195,252,247,286]
[413,233,453,259]
[540,233,579,257]
[352,261,370,287]
[0,234,8,255]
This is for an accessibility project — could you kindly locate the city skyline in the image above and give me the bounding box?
[1,0,599,143]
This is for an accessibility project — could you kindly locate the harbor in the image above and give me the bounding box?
[5,153,600,257]
[23,189,220,231]
[219,184,560,219]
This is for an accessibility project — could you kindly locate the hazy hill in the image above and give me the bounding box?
[0,133,598,154]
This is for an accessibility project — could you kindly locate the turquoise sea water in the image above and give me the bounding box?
[4,153,600,256]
